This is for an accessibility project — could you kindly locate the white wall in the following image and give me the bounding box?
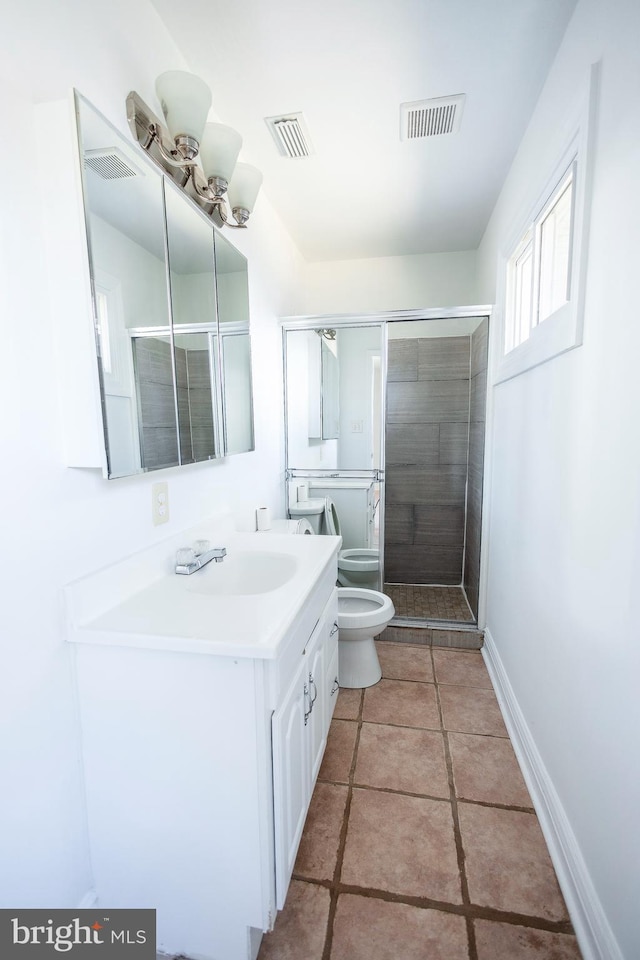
[0,0,303,911]
[477,1,640,956]
[299,250,478,315]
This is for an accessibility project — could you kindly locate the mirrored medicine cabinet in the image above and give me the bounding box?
[75,92,255,479]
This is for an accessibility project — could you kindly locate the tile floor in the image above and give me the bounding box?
[384,584,475,623]
[258,642,582,960]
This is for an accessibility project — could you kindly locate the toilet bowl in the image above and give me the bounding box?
[336,548,379,588]
[312,498,381,588]
[337,587,395,688]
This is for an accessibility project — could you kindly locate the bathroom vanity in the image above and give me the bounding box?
[65,527,340,960]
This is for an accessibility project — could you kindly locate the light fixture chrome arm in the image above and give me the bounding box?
[147,123,196,169]
[126,89,258,230]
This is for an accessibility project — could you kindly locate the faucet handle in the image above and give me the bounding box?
[194,539,210,556]
[176,547,196,566]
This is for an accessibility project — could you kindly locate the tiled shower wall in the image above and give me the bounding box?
[384,329,488,612]
[463,319,488,617]
[385,336,471,585]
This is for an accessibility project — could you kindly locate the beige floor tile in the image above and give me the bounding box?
[341,788,462,902]
[319,720,358,783]
[294,782,348,881]
[330,894,469,960]
[333,687,362,720]
[439,684,508,737]
[354,723,449,798]
[474,919,583,959]
[363,678,440,729]
[459,804,569,921]
[258,879,330,959]
[433,649,492,687]
[376,641,434,681]
[449,732,532,807]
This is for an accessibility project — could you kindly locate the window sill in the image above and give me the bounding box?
[494,302,582,384]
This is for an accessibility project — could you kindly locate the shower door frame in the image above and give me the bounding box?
[281,305,493,630]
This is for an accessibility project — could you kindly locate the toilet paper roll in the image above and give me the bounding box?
[256,506,271,531]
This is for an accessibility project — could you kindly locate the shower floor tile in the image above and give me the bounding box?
[384,583,474,622]
[258,643,582,960]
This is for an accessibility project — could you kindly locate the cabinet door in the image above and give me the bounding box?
[306,633,325,786]
[322,595,340,723]
[272,665,310,909]
[325,638,340,724]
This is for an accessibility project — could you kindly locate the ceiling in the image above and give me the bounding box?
[150,0,577,263]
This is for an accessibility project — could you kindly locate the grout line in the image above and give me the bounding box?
[432,644,478,960]
[320,687,364,960]
[290,874,576,934]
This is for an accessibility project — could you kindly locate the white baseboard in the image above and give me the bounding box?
[482,629,623,960]
[77,889,98,909]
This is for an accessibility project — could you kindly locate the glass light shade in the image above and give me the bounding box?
[155,71,212,142]
[199,123,242,182]
[227,162,263,214]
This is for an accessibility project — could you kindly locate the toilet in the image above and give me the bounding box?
[337,587,395,688]
[287,495,394,687]
[290,497,381,588]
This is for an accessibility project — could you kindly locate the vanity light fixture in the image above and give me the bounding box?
[126,70,262,229]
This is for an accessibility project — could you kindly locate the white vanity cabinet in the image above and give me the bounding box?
[68,535,340,960]
[272,589,339,907]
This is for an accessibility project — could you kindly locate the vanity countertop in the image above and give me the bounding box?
[66,531,341,659]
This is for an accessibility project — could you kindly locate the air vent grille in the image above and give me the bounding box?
[85,148,140,179]
[400,95,465,140]
[265,113,314,158]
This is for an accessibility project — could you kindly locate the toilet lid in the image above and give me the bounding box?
[323,498,341,536]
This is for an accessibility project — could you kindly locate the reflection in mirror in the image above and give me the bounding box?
[214,232,255,455]
[173,332,218,463]
[78,94,172,477]
[321,335,339,439]
[132,334,179,470]
[164,184,220,463]
[285,326,382,470]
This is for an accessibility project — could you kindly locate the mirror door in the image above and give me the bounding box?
[164,184,221,464]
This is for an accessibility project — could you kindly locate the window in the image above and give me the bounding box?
[505,165,574,354]
[495,62,598,383]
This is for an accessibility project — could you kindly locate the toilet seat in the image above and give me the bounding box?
[338,548,379,572]
[337,587,394,630]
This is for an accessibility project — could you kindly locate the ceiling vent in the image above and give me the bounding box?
[84,147,141,179]
[400,94,465,141]
[265,113,314,158]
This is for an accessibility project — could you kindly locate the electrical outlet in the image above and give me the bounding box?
[351,419,364,433]
[152,481,169,526]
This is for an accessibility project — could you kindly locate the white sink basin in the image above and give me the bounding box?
[184,550,298,596]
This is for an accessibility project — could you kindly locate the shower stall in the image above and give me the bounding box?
[384,318,488,623]
[282,308,489,630]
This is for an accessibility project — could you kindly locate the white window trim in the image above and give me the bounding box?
[494,62,599,384]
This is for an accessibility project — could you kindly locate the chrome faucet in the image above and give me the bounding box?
[175,546,227,576]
